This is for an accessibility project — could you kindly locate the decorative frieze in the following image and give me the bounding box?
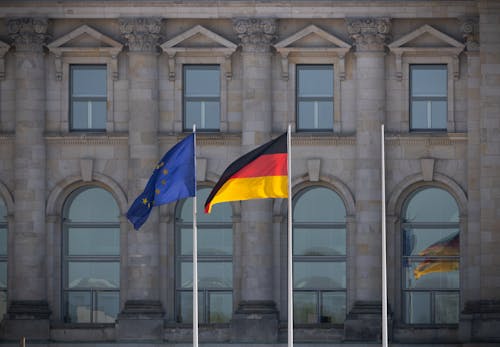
[346,17,391,52]
[7,17,49,52]
[119,17,162,52]
[233,18,277,53]
[460,16,480,52]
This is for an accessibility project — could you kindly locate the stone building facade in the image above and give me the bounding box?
[0,0,498,346]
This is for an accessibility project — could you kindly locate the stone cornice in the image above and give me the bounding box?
[292,134,356,146]
[160,133,241,146]
[44,133,128,145]
[346,17,391,52]
[385,133,467,146]
[7,17,49,52]
[119,17,162,52]
[233,18,277,53]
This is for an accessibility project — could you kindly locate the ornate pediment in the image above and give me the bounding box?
[273,25,351,80]
[0,40,10,79]
[388,25,465,80]
[160,25,237,80]
[47,25,123,80]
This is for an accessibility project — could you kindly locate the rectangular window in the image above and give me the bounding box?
[296,65,334,131]
[183,65,220,132]
[70,65,107,131]
[410,65,447,131]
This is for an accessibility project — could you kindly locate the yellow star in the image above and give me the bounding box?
[161,179,166,185]
[163,168,168,175]
[155,189,160,195]
[142,198,148,204]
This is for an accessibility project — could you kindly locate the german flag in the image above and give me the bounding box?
[413,232,459,280]
[204,132,288,213]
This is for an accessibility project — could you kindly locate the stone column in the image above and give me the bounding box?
[4,17,51,340]
[231,18,279,343]
[117,17,164,340]
[344,17,391,342]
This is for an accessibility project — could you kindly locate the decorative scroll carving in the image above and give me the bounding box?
[233,18,277,53]
[7,17,49,52]
[460,17,479,52]
[119,17,162,52]
[346,17,391,52]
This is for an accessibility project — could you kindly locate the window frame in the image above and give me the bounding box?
[182,64,221,133]
[61,186,121,324]
[69,64,108,132]
[295,64,335,132]
[400,187,460,326]
[0,199,7,321]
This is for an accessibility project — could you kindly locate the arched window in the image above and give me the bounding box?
[0,198,7,319]
[62,187,120,323]
[402,187,459,324]
[175,187,233,323]
[293,186,347,324]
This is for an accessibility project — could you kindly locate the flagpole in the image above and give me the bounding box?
[192,124,199,347]
[381,124,388,347]
[287,124,293,347]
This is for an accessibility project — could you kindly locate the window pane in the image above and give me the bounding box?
[411,100,428,129]
[294,262,345,289]
[185,100,220,130]
[67,188,119,222]
[0,291,6,320]
[411,65,447,97]
[294,292,318,324]
[0,228,6,256]
[180,262,232,289]
[405,188,459,223]
[321,292,346,324]
[66,291,92,323]
[185,66,220,97]
[405,292,431,324]
[72,66,107,97]
[178,291,203,323]
[68,228,120,256]
[294,228,345,256]
[298,101,333,130]
[96,291,119,323]
[180,228,232,256]
[209,292,232,323]
[298,66,333,97]
[0,262,6,288]
[68,262,120,289]
[435,292,459,324]
[91,101,107,129]
[404,259,459,289]
[294,187,346,223]
[403,229,459,256]
[431,100,447,129]
[72,101,90,129]
[179,188,232,223]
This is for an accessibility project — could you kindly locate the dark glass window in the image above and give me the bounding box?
[183,65,220,132]
[410,65,447,131]
[70,65,107,131]
[176,188,232,323]
[0,199,7,320]
[296,65,334,131]
[402,187,460,324]
[62,187,120,323]
[293,187,346,324]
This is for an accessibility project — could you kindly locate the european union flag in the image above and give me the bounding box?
[127,134,195,230]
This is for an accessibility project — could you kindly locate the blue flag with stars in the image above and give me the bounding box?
[127,134,195,230]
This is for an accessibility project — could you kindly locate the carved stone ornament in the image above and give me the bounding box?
[346,17,391,52]
[119,17,162,52]
[460,17,479,52]
[7,18,49,52]
[233,18,277,53]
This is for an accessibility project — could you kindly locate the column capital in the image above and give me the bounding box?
[233,18,277,53]
[119,17,162,52]
[460,16,480,52]
[346,17,391,52]
[7,17,49,53]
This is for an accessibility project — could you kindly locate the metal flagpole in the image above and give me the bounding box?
[192,124,199,347]
[381,124,388,347]
[287,124,293,347]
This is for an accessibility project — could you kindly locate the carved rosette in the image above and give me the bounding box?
[346,17,391,52]
[233,18,277,53]
[119,17,162,52]
[460,17,479,52]
[7,18,49,52]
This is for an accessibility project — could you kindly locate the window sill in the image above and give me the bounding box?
[51,321,116,329]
